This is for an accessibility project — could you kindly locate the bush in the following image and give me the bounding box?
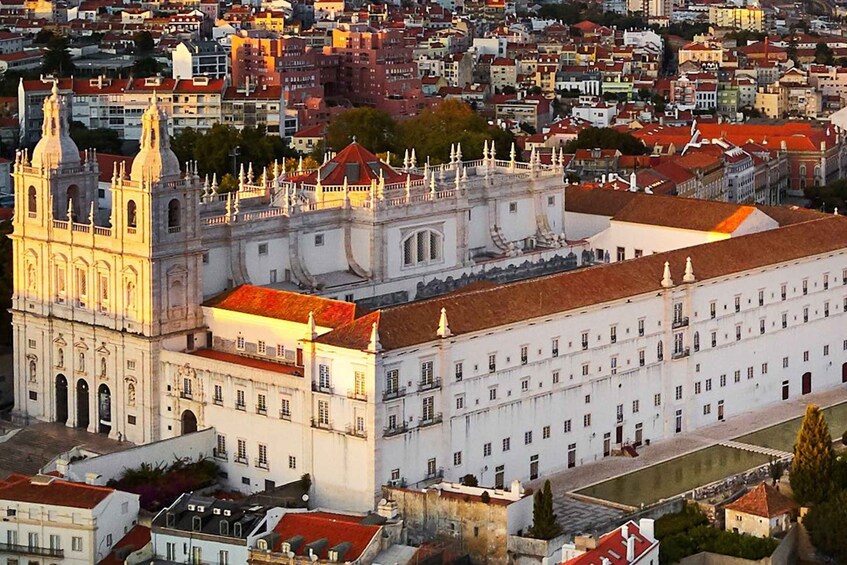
[480,491,491,503]
[461,474,479,487]
[804,491,847,563]
[659,524,778,565]
[655,505,708,539]
[116,457,220,511]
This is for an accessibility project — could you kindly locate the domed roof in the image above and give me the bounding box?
[31,82,80,170]
[130,96,181,184]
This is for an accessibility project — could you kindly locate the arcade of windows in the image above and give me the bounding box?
[402,229,443,267]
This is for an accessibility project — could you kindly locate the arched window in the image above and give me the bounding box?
[167,199,181,232]
[27,187,37,216]
[799,164,806,178]
[57,348,64,368]
[28,359,37,382]
[78,352,85,373]
[814,165,821,186]
[66,185,79,220]
[657,340,664,361]
[402,229,443,267]
[126,200,137,229]
[693,332,700,352]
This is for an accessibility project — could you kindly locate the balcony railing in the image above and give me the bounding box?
[345,424,368,438]
[234,455,248,465]
[418,377,441,392]
[180,391,193,399]
[672,317,689,329]
[383,387,406,401]
[383,423,408,437]
[235,402,246,411]
[213,397,223,406]
[213,448,228,461]
[312,382,333,394]
[418,413,443,428]
[256,407,267,416]
[0,543,64,558]
[347,389,367,401]
[255,458,269,470]
[311,417,333,430]
[672,347,691,360]
[279,410,291,421]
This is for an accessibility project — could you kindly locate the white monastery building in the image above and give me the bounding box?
[11,82,847,513]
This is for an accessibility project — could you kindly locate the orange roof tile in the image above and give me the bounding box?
[272,512,380,560]
[203,285,356,328]
[725,483,798,518]
[612,196,757,233]
[190,349,304,377]
[0,475,116,509]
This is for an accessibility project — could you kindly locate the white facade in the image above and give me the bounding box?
[0,475,140,565]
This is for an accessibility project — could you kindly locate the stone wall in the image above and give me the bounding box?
[507,532,570,565]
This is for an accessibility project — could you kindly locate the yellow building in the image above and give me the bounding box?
[678,42,724,67]
[708,6,764,32]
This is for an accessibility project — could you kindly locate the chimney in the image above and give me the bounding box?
[639,518,655,541]
[621,524,629,539]
[626,535,635,562]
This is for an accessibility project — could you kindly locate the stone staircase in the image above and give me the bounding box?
[718,440,791,459]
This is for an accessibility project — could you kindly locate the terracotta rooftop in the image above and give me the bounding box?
[272,512,380,560]
[203,284,357,328]
[725,482,798,518]
[97,525,150,565]
[290,142,420,186]
[0,474,116,509]
[563,521,656,565]
[190,349,304,377]
[611,195,758,233]
[317,213,847,351]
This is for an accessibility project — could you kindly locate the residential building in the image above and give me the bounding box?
[230,32,323,102]
[172,40,228,80]
[725,483,797,538]
[0,474,140,564]
[562,520,658,565]
[151,493,266,564]
[708,6,765,32]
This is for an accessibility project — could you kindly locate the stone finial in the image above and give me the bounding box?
[410,148,416,169]
[403,148,410,170]
[297,156,303,174]
[449,143,456,163]
[509,142,516,163]
[483,139,490,162]
[661,261,673,288]
[405,174,412,201]
[307,311,317,340]
[211,173,218,192]
[247,162,254,183]
[89,201,95,225]
[368,321,381,352]
[630,171,637,192]
[437,307,451,338]
[67,198,73,222]
[455,142,462,163]
[683,256,695,283]
[430,174,437,198]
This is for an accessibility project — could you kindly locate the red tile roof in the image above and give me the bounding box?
[725,482,798,518]
[0,475,116,509]
[204,285,356,328]
[291,142,420,186]
[97,525,150,565]
[190,349,304,376]
[612,196,757,233]
[272,512,380,560]
[318,213,847,351]
[563,521,656,565]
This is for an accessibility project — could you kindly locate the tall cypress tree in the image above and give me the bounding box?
[790,404,834,505]
[530,480,562,539]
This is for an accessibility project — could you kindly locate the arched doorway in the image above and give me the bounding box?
[98,384,111,435]
[181,410,197,435]
[76,379,89,429]
[802,372,812,395]
[842,362,847,383]
[55,375,68,424]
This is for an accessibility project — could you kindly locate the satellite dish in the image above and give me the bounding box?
[302,494,310,502]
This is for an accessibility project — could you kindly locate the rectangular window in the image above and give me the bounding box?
[720,374,726,387]
[734,296,740,313]
[617,247,625,261]
[747,366,754,379]
[710,302,716,319]
[582,363,589,376]
[824,273,829,290]
[525,431,533,444]
[354,371,366,396]
[456,395,464,409]
[76,267,88,307]
[49,534,61,551]
[543,425,550,439]
[706,379,712,391]
[420,360,434,385]
[781,284,787,300]
[564,419,572,433]
[638,318,645,336]
[639,349,645,366]
[552,370,560,384]
[758,289,764,306]
[521,378,529,392]
[315,234,324,246]
[520,345,528,365]
[804,350,810,362]
[289,456,296,469]
[762,363,768,374]
[216,434,226,455]
[236,335,245,350]
[583,413,592,427]
[453,451,462,466]
[551,338,559,357]
[803,279,808,295]
[782,312,788,328]
[280,398,291,419]
[703,404,711,415]
[483,442,491,456]
[257,394,267,415]
[734,370,741,383]
[319,364,331,388]
[695,382,701,394]
[489,388,497,401]
[581,331,589,350]
[258,340,266,354]
[236,439,247,463]
[422,396,434,421]
[488,354,496,373]
[258,243,268,255]
[760,319,766,335]
[825,302,830,317]
[72,536,83,552]
[258,443,268,466]
[675,385,683,400]
[711,332,717,347]
[276,344,285,357]
[610,325,617,343]
[236,389,245,410]
[318,399,330,425]
[654,393,661,406]
[803,307,809,323]
[825,345,830,356]
[502,437,510,451]
[455,362,463,381]
[386,369,399,395]
[735,325,742,341]
[632,400,640,413]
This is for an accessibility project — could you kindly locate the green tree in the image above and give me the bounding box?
[132,57,163,78]
[803,491,847,563]
[786,34,799,65]
[805,177,847,214]
[0,218,12,346]
[42,34,75,76]
[325,107,398,153]
[815,42,835,65]
[69,121,124,154]
[461,474,479,487]
[529,480,562,540]
[133,30,154,53]
[768,457,784,485]
[564,127,648,155]
[790,403,834,505]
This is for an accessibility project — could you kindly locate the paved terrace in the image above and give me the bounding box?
[0,422,132,479]
[530,386,847,535]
